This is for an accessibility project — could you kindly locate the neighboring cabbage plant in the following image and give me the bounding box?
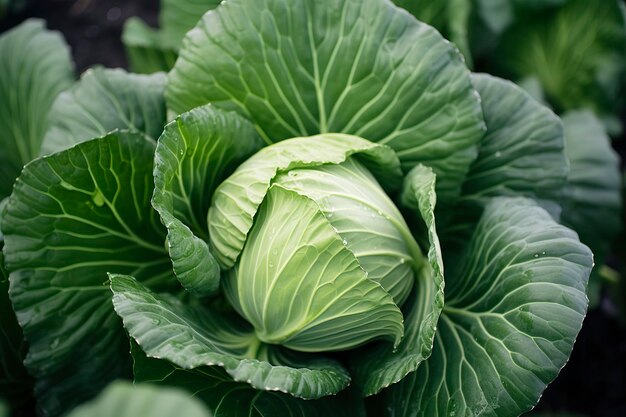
[395,0,626,134]
[488,0,626,129]
[0,1,594,416]
[122,0,220,74]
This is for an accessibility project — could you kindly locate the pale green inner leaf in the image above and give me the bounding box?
[234,184,404,352]
[208,133,402,268]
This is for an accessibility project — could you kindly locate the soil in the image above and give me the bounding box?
[1,1,625,416]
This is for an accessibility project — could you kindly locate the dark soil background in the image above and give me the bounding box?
[1,1,625,416]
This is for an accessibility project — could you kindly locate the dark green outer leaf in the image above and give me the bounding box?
[122,0,220,74]
[66,380,212,417]
[0,19,74,198]
[2,131,174,416]
[111,274,351,399]
[560,110,622,263]
[131,343,366,417]
[392,0,447,29]
[446,73,567,240]
[0,250,34,416]
[382,198,592,417]
[160,0,222,43]
[167,0,485,204]
[392,0,472,65]
[152,105,264,297]
[513,0,570,8]
[41,68,167,155]
[351,165,444,395]
[473,0,514,36]
[122,18,178,74]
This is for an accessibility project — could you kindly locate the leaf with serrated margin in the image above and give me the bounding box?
[167,0,485,205]
[446,73,568,242]
[41,68,167,155]
[111,274,350,399]
[131,342,366,417]
[351,165,444,395]
[152,105,263,296]
[0,19,74,198]
[381,198,592,417]
[2,131,174,416]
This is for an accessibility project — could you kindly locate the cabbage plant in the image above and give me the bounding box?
[0,0,594,416]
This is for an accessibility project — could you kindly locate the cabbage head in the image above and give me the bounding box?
[0,0,592,416]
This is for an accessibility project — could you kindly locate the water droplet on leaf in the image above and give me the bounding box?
[92,190,105,207]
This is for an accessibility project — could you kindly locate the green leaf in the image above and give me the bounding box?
[2,131,173,416]
[493,0,626,116]
[167,0,485,202]
[41,67,167,155]
[0,19,74,198]
[351,165,444,395]
[66,380,212,417]
[381,198,592,417]
[111,274,350,399]
[160,0,221,43]
[513,0,571,9]
[231,184,404,351]
[122,18,178,74]
[474,0,514,35]
[273,158,422,306]
[446,0,473,66]
[131,344,365,417]
[392,0,473,66]
[0,250,34,416]
[560,110,622,263]
[392,0,447,28]
[208,134,402,268]
[122,0,221,74]
[152,105,263,297]
[449,73,567,238]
